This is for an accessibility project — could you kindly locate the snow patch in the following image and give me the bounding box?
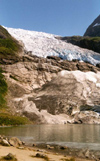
[93,23,100,27]
[86,73,97,83]
[60,70,100,84]
[96,83,100,88]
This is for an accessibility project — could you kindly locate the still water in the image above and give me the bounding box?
[0,124,100,150]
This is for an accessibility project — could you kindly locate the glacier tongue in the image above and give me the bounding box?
[5,27,100,66]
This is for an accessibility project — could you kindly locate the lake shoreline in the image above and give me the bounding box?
[0,135,99,161]
[0,144,96,161]
[0,124,100,160]
[33,143,100,160]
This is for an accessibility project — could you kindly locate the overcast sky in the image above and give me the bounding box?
[0,0,100,36]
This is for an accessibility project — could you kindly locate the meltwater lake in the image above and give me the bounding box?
[0,124,100,150]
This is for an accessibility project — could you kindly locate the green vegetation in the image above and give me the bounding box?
[0,67,31,126]
[0,112,31,126]
[88,37,100,42]
[0,154,17,161]
[0,25,12,39]
[10,75,18,81]
[0,67,7,108]
[64,36,100,53]
[0,25,21,62]
[0,26,29,126]
[31,154,50,161]
[67,36,100,42]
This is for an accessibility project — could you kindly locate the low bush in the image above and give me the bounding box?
[0,153,17,161]
[0,67,7,108]
[0,112,31,126]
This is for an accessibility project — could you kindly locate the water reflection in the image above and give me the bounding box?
[0,124,100,149]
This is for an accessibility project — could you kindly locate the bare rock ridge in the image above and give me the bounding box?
[1,26,100,124]
[84,15,100,37]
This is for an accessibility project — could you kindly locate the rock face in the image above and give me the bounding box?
[2,54,100,124]
[84,15,100,37]
[27,70,100,124]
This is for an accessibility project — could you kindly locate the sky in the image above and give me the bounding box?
[0,0,100,36]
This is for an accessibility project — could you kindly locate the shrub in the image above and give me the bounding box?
[0,153,17,161]
[0,67,7,108]
[0,112,31,126]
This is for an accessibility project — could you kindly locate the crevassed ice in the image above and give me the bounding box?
[5,27,100,66]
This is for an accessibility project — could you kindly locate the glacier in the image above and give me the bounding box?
[5,27,100,66]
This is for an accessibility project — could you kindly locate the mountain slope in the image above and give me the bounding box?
[5,27,100,66]
[58,36,100,54]
[56,15,100,54]
[84,15,100,37]
[0,25,22,64]
[1,26,100,124]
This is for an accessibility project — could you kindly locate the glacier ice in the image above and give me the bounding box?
[5,27,100,66]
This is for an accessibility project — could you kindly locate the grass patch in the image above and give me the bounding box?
[31,153,50,161]
[66,36,100,42]
[62,36,100,53]
[0,26,12,39]
[0,67,7,108]
[85,36,100,42]
[0,112,31,126]
[0,26,21,62]
[0,153,17,161]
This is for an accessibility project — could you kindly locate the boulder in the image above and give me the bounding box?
[0,139,10,146]
[9,137,22,147]
[46,145,54,149]
[35,153,48,159]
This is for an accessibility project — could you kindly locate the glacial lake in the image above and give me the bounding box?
[0,124,100,150]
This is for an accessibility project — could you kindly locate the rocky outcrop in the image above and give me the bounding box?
[9,137,22,147]
[23,70,100,124]
[84,15,100,37]
[0,135,23,147]
[2,54,100,124]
